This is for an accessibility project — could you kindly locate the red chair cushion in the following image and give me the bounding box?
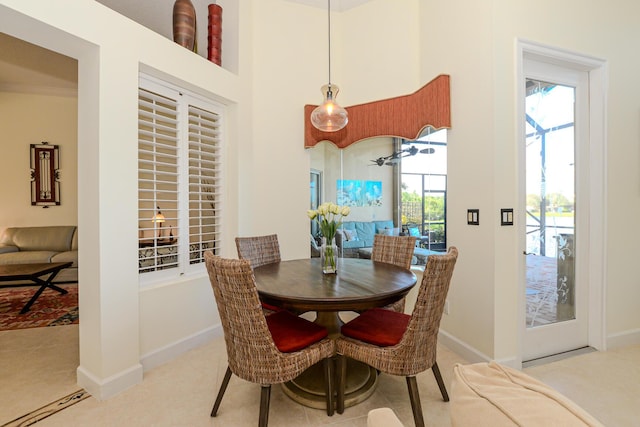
[266,310,328,353]
[341,307,410,347]
[261,302,282,313]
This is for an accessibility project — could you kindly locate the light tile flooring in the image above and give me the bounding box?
[1,325,639,426]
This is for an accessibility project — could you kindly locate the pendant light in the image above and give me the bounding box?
[311,0,348,132]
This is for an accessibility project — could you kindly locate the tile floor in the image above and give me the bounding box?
[1,325,639,426]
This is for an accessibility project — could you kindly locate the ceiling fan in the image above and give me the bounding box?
[369,145,435,166]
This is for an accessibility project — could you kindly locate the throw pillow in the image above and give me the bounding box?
[408,227,421,237]
[344,229,358,241]
[377,228,392,236]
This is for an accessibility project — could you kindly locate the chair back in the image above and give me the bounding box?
[371,234,417,270]
[204,251,283,383]
[235,234,281,268]
[399,247,458,371]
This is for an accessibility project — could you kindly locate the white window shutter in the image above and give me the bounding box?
[138,77,223,280]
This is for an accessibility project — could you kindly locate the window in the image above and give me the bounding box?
[138,76,223,280]
[401,128,448,251]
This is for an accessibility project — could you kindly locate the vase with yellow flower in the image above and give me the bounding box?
[307,202,351,274]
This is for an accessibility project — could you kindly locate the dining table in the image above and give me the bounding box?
[253,257,417,410]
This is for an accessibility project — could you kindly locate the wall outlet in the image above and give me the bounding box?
[444,300,450,315]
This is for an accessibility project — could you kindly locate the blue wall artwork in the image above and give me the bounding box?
[364,180,382,206]
[337,179,382,207]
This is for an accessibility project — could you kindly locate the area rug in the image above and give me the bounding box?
[0,284,78,331]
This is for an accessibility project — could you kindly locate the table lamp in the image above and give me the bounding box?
[152,207,165,239]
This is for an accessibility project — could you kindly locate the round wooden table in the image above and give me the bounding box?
[253,258,417,410]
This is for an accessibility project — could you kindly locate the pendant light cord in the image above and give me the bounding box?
[327,0,332,86]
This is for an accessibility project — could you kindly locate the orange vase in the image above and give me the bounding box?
[173,0,196,51]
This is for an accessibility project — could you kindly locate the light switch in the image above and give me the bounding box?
[467,209,479,225]
[501,208,514,226]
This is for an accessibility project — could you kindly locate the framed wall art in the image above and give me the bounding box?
[30,141,60,207]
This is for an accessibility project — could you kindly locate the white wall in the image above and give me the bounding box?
[341,0,421,105]
[417,0,497,360]
[0,92,78,229]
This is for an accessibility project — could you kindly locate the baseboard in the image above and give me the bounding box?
[75,325,222,400]
[77,362,143,401]
[607,328,640,350]
[438,330,492,364]
[492,355,521,369]
[140,324,223,372]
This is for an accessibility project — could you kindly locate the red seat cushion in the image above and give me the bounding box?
[266,310,328,353]
[341,307,410,347]
[261,301,282,313]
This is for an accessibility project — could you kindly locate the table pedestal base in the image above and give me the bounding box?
[282,358,377,410]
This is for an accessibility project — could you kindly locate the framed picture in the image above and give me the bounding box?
[30,142,60,207]
[337,179,363,206]
[364,181,382,206]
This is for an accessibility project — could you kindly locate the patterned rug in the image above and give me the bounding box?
[0,284,79,331]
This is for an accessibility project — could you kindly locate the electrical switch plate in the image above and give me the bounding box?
[467,209,479,225]
[501,208,514,226]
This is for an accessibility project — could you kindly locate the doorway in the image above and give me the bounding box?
[0,33,81,424]
[519,42,607,362]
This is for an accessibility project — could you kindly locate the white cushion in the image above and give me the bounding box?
[367,408,404,427]
[451,361,604,427]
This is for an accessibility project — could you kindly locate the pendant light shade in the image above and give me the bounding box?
[311,84,348,132]
[311,0,348,132]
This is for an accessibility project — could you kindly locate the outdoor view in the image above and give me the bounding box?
[401,129,448,251]
[525,79,576,328]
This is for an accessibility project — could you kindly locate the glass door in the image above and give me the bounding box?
[523,59,589,361]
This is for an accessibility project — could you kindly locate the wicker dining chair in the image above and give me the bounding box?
[204,252,335,426]
[335,247,459,427]
[235,234,283,314]
[235,234,281,268]
[371,234,417,313]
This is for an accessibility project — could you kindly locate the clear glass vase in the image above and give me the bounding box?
[320,236,338,274]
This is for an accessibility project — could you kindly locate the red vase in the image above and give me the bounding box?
[207,4,222,65]
[173,0,196,51]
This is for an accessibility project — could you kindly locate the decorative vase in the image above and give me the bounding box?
[173,0,196,52]
[207,4,222,65]
[320,237,338,274]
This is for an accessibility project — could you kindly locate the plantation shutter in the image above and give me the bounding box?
[138,87,180,273]
[138,75,224,281]
[188,105,222,264]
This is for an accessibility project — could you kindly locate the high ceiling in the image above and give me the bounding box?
[0,1,373,92]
